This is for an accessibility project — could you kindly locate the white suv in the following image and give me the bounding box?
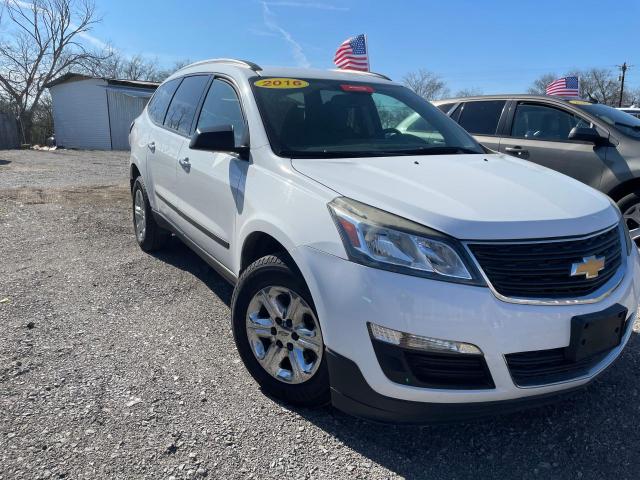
[129,59,640,423]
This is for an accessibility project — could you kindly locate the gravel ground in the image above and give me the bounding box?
[1,149,639,480]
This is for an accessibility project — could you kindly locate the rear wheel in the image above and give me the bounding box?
[132,177,169,251]
[231,254,329,406]
[618,191,640,246]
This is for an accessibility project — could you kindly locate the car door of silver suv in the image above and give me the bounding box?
[499,101,606,189]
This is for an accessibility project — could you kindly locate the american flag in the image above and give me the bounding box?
[334,34,369,72]
[546,76,580,97]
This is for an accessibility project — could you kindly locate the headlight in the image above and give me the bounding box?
[328,197,484,285]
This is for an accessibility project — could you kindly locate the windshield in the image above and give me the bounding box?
[574,103,640,139]
[250,78,483,157]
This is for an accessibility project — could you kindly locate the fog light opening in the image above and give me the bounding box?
[368,322,482,355]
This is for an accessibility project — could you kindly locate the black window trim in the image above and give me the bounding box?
[506,100,600,145]
[191,73,251,146]
[456,99,508,138]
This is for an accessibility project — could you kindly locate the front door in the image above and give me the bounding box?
[176,78,249,269]
[499,102,606,189]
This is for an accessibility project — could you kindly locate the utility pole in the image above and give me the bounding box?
[618,62,629,107]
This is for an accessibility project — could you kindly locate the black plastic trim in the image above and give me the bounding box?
[369,336,495,390]
[327,349,587,424]
[155,192,230,249]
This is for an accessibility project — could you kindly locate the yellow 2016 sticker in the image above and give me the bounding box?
[254,78,309,89]
[569,100,592,105]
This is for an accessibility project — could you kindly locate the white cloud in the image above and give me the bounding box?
[264,1,348,11]
[76,31,109,50]
[261,1,310,68]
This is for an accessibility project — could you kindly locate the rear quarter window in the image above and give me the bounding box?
[147,78,181,125]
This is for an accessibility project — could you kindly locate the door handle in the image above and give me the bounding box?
[148,141,155,153]
[178,157,191,171]
[505,146,529,159]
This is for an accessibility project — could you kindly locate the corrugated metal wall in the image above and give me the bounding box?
[0,113,19,149]
[50,78,112,149]
[106,91,150,150]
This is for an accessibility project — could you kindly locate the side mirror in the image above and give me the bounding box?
[189,125,249,158]
[568,126,608,146]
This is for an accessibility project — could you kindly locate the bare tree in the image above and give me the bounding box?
[572,68,620,105]
[89,52,192,82]
[403,69,449,101]
[527,73,558,95]
[455,88,483,97]
[155,59,192,81]
[0,0,106,142]
[528,69,626,106]
[627,86,640,106]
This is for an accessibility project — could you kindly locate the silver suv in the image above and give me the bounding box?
[433,95,640,244]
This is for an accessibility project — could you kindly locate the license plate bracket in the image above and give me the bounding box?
[566,304,627,363]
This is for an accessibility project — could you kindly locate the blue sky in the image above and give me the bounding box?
[90,0,639,94]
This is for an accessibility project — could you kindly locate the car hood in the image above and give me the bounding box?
[291,153,618,240]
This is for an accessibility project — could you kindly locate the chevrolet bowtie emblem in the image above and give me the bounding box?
[570,255,605,279]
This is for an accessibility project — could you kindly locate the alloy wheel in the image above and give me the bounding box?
[134,189,146,242]
[623,202,640,246]
[245,286,323,384]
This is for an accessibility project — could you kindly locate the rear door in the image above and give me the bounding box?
[499,101,606,188]
[175,78,249,269]
[454,100,506,152]
[145,78,182,221]
[158,73,212,224]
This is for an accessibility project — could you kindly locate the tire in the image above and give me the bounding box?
[617,191,640,246]
[132,176,169,252]
[231,253,330,407]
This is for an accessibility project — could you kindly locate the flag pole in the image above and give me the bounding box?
[365,34,370,71]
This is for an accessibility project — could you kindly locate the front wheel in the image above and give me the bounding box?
[231,254,330,406]
[618,191,640,247]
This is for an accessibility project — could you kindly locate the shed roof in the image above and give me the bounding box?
[44,72,159,90]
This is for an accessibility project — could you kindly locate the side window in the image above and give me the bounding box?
[457,100,506,135]
[511,103,586,141]
[196,79,247,144]
[164,75,210,135]
[147,78,180,125]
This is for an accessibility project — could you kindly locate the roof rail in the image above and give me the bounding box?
[329,69,392,81]
[181,58,263,72]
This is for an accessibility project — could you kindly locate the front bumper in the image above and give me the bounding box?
[294,245,640,422]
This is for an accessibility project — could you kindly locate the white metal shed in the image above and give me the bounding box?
[45,73,159,150]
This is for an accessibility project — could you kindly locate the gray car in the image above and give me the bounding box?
[432,95,640,243]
